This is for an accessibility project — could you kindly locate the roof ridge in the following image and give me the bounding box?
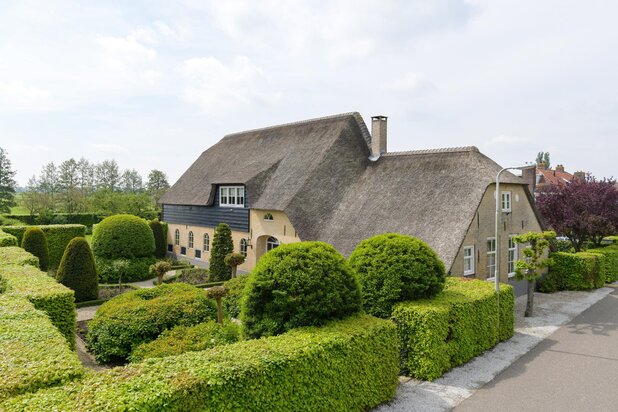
[382,146,480,157]
[223,112,363,139]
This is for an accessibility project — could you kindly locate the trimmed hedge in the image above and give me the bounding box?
[21,227,49,271]
[3,315,398,412]
[2,225,86,270]
[0,213,103,227]
[95,256,156,283]
[349,233,446,318]
[0,295,83,401]
[91,214,155,259]
[223,274,250,318]
[1,264,76,349]
[541,252,606,292]
[0,229,18,247]
[57,238,99,303]
[87,283,217,362]
[392,277,514,381]
[148,219,166,258]
[0,247,39,267]
[129,320,241,362]
[241,241,362,338]
[588,246,618,283]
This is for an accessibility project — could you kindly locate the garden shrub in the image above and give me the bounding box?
[392,277,514,381]
[87,283,217,362]
[149,219,166,258]
[349,233,446,318]
[3,315,398,412]
[2,224,85,269]
[21,227,49,271]
[543,252,607,291]
[163,266,210,285]
[0,246,39,267]
[129,320,240,362]
[223,274,250,318]
[95,256,156,283]
[91,214,154,259]
[241,241,362,338]
[2,213,103,227]
[209,223,234,281]
[56,238,98,303]
[0,229,18,247]
[0,295,83,401]
[587,246,618,283]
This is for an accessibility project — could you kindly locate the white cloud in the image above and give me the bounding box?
[0,81,59,112]
[91,143,129,154]
[98,35,157,68]
[487,135,531,145]
[381,72,436,95]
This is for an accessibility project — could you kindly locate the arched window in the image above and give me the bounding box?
[264,213,274,221]
[203,233,210,252]
[188,231,194,248]
[240,238,248,257]
[266,236,280,252]
[174,229,180,246]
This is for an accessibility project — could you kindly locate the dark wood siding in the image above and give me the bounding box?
[162,204,250,232]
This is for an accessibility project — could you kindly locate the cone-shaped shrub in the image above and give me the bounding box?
[149,219,166,258]
[21,227,49,271]
[349,233,446,318]
[57,237,99,303]
[210,223,234,281]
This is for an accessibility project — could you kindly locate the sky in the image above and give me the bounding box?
[1,0,616,186]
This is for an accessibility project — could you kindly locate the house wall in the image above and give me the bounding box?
[450,183,543,293]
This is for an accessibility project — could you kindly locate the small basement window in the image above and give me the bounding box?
[264,213,274,221]
[220,186,245,208]
[463,246,475,275]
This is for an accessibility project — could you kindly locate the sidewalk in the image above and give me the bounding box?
[376,286,614,412]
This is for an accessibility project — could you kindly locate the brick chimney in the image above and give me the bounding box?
[521,165,536,196]
[555,164,565,173]
[371,116,387,157]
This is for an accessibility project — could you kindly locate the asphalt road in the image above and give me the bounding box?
[455,288,618,412]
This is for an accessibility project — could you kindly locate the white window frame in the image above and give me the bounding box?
[463,246,475,276]
[508,235,518,277]
[174,229,180,246]
[266,236,280,252]
[501,191,512,212]
[203,233,210,252]
[240,238,248,257]
[220,186,245,208]
[188,231,194,249]
[264,213,274,221]
[486,237,496,280]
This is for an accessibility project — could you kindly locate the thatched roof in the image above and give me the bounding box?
[161,112,531,271]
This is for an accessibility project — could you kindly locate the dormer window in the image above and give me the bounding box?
[220,186,245,208]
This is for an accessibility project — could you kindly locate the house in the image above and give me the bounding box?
[522,162,585,195]
[160,112,543,294]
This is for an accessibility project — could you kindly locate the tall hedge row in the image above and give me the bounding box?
[392,277,514,381]
[2,315,398,412]
[2,225,86,270]
[542,252,607,292]
[587,246,618,283]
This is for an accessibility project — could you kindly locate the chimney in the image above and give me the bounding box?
[555,164,565,173]
[573,171,586,181]
[521,165,536,196]
[371,116,387,157]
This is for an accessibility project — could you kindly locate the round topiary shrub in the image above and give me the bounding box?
[148,219,166,259]
[241,241,362,339]
[87,283,217,363]
[57,237,99,302]
[91,214,155,259]
[349,233,446,318]
[21,227,49,271]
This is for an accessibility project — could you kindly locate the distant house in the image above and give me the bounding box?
[523,162,585,195]
[160,113,543,293]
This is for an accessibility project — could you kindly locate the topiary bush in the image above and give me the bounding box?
[543,251,606,291]
[56,238,98,303]
[209,223,234,281]
[91,214,155,259]
[0,229,18,247]
[148,219,166,259]
[95,256,156,283]
[349,233,446,318]
[129,320,240,362]
[21,227,49,272]
[87,283,217,363]
[241,241,362,338]
[223,274,250,318]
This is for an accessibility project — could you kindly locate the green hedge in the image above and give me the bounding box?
[392,277,514,381]
[3,315,398,411]
[587,246,618,283]
[87,283,217,362]
[95,256,156,283]
[542,252,607,292]
[1,264,76,349]
[0,247,39,267]
[0,229,18,247]
[91,214,154,259]
[2,225,86,270]
[21,227,49,271]
[222,274,250,318]
[0,295,83,401]
[0,213,103,227]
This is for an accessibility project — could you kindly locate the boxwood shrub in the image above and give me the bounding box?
[541,252,607,292]
[587,246,618,283]
[95,256,156,283]
[148,219,166,258]
[0,247,39,267]
[392,277,514,381]
[241,241,362,338]
[3,315,398,412]
[21,227,49,271]
[349,233,446,318]
[0,229,18,247]
[57,238,98,303]
[129,320,241,362]
[87,283,217,362]
[0,295,83,401]
[223,274,250,318]
[1,225,85,269]
[91,214,154,259]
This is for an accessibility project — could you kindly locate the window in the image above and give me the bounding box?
[188,231,194,249]
[240,238,248,257]
[501,191,512,212]
[487,238,496,279]
[167,244,173,252]
[203,233,210,252]
[174,229,180,246]
[508,235,518,276]
[180,246,186,256]
[266,236,280,252]
[220,186,245,207]
[195,249,201,259]
[264,213,274,221]
[463,246,475,275]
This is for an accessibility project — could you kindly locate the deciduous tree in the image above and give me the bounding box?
[0,147,17,213]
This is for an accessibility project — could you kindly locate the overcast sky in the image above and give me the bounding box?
[1,0,616,186]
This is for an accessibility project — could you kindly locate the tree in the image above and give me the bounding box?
[210,223,234,281]
[146,169,170,206]
[96,160,121,192]
[121,169,143,193]
[57,237,99,302]
[206,285,228,325]
[76,157,95,195]
[513,231,555,317]
[535,151,550,168]
[20,175,43,216]
[537,176,618,250]
[224,252,246,278]
[21,227,50,271]
[38,162,58,211]
[0,147,17,213]
[57,158,81,213]
[149,260,171,285]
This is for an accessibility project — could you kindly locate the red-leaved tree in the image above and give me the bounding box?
[537,176,618,251]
